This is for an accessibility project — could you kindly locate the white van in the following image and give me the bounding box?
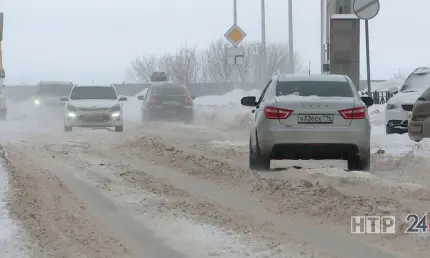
[0,77,6,120]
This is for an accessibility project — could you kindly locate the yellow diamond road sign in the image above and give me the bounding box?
[224,24,246,47]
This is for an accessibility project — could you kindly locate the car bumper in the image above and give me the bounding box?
[258,126,370,158]
[385,108,412,129]
[147,105,193,118]
[65,112,123,127]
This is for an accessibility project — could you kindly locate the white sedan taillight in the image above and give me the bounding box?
[338,107,366,119]
[264,106,293,119]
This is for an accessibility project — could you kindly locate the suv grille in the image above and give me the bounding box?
[402,104,413,111]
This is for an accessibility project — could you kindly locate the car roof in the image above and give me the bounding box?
[278,74,348,82]
[38,80,73,86]
[73,84,114,88]
[411,67,430,75]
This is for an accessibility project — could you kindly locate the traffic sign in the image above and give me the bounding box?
[224,24,246,47]
[353,0,380,20]
[227,47,244,65]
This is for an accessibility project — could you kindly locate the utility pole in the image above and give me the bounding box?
[320,0,325,73]
[261,0,267,83]
[288,0,294,74]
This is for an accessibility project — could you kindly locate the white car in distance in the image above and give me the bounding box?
[61,84,127,132]
[385,67,430,134]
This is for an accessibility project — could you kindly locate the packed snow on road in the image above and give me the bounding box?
[0,81,429,258]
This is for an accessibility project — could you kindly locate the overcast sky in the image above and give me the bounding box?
[1,0,429,84]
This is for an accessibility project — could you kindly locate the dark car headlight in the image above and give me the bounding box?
[67,104,78,112]
[110,104,120,112]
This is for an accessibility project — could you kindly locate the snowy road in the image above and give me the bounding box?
[1,88,430,257]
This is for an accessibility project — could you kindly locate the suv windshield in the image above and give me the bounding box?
[70,86,117,100]
[400,72,430,92]
[276,81,353,97]
[36,84,73,96]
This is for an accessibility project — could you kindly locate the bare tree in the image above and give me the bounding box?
[130,54,158,82]
[170,45,200,84]
[130,39,304,84]
[201,39,233,83]
[156,45,200,84]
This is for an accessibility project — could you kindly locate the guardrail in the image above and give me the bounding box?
[361,90,394,104]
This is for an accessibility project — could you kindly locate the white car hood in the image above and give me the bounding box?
[68,99,119,109]
[388,91,424,104]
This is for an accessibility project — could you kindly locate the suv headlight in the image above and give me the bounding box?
[386,103,398,110]
[67,104,78,112]
[110,104,120,112]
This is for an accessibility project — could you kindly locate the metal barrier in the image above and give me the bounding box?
[361,90,394,104]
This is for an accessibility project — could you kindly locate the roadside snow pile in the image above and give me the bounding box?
[368,103,385,126]
[194,89,261,107]
[360,78,404,95]
[194,89,260,130]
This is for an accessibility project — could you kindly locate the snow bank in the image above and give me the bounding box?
[193,89,260,130]
[360,78,404,95]
[194,89,261,106]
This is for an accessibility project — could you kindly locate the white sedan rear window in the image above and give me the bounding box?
[276,81,353,97]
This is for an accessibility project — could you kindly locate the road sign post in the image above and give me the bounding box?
[225,0,247,88]
[353,0,380,96]
[224,24,246,67]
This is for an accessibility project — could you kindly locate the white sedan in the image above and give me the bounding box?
[61,84,127,132]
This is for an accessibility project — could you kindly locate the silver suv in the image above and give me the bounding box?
[241,74,374,171]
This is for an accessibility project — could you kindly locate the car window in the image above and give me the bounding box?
[276,80,353,97]
[152,86,188,95]
[258,80,272,103]
[36,84,73,96]
[400,72,430,92]
[70,86,117,100]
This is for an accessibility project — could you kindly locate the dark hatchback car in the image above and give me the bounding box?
[137,82,195,123]
[33,81,74,109]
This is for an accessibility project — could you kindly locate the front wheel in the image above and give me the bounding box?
[64,125,72,132]
[115,125,123,132]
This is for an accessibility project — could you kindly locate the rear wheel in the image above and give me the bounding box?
[141,110,151,123]
[183,116,194,124]
[64,125,72,132]
[347,151,370,171]
[249,138,270,171]
[0,113,6,120]
[115,125,123,132]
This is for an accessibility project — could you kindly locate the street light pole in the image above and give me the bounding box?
[288,0,294,74]
[320,0,325,73]
[261,0,267,82]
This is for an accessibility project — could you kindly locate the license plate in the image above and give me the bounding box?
[162,101,180,106]
[298,114,333,124]
[88,115,104,121]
